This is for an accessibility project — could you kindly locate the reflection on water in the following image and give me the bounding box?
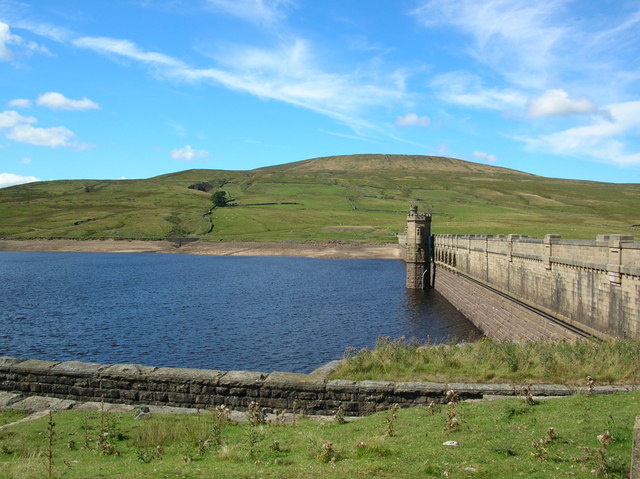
[0,252,480,373]
[402,289,482,343]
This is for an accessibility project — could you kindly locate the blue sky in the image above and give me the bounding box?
[1,0,639,188]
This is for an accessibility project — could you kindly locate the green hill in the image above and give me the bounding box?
[1,154,638,242]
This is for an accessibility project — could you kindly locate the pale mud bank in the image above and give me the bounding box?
[0,239,403,260]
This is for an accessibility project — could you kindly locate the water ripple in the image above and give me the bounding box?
[0,252,480,373]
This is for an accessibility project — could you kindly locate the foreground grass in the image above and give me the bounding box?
[331,337,640,385]
[0,411,28,427]
[0,392,638,478]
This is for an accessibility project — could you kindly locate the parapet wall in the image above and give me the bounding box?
[1,356,630,416]
[434,234,640,340]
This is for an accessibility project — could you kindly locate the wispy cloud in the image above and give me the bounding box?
[396,113,430,127]
[431,71,526,110]
[0,172,40,188]
[8,98,30,108]
[0,20,49,60]
[73,36,184,68]
[522,101,640,166]
[473,150,497,163]
[412,0,569,89]
[36,92,99,110]
[170,144,210,161]
[413,0,640,96]
[204,0,295,26]
[74,34,408,134]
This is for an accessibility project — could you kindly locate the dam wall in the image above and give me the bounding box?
[433,234,640,340]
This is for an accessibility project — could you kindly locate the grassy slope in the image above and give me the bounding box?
[1,154,638,241]
[1,392,638,478]
[331,338,640,385]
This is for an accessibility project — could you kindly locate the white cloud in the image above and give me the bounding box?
[431,71,526,110]
[527,89,598,118]
[0,110,36,128]
[20,156,31,164]
[396,113,430,127]
[0,173,40,188]
[36,92,100,111]
[0,21,50,61]
[6,124,76,147]
[0,109,85,148]
[205,0,295,26]
[170,145,210,161]
[8,98,31,108]
[522,101,640,166]
[473,150,497,163]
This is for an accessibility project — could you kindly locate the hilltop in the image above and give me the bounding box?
[0,154,638,242]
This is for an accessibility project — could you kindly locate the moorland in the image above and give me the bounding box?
[1,154,638,243]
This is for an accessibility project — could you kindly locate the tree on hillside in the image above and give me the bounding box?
[211,190,229,207]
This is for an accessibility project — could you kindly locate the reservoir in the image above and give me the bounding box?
[0,252,480,373]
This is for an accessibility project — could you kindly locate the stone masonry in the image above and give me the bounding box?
[432,234,640,340]
[2,356,633,416]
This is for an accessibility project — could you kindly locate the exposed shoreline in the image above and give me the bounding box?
[0,239,403,260]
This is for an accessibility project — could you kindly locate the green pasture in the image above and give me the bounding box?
[1,155,638,242]
[1,392,638,478]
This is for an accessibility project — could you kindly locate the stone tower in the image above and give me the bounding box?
[405,205,432,289]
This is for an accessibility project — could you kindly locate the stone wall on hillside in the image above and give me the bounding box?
[433,234,640,340]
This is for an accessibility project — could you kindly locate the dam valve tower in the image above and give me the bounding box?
[405,205,433,289]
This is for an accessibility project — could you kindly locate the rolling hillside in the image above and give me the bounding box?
[1,154,638,242]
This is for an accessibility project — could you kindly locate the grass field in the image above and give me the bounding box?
[1,154,638,242]
[1,392,638,478]
[331,337,640,385]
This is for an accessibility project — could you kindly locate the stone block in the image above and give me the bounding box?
[51,361,106,377]
[218,371,266,387]
[0,357,26,369]
[394,382,445,394]
[358,381,394,393]
[10,359,59,373]
[0,391,23,408]
[326,379,358,392]
[100,363,157,378]
[149,367,224,384]
[13,395,75,412]
[264,372,326,391]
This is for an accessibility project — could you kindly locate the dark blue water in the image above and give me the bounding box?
[0,252,480,373]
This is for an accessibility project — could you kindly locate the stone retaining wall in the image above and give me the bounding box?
[1,356,636,416]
